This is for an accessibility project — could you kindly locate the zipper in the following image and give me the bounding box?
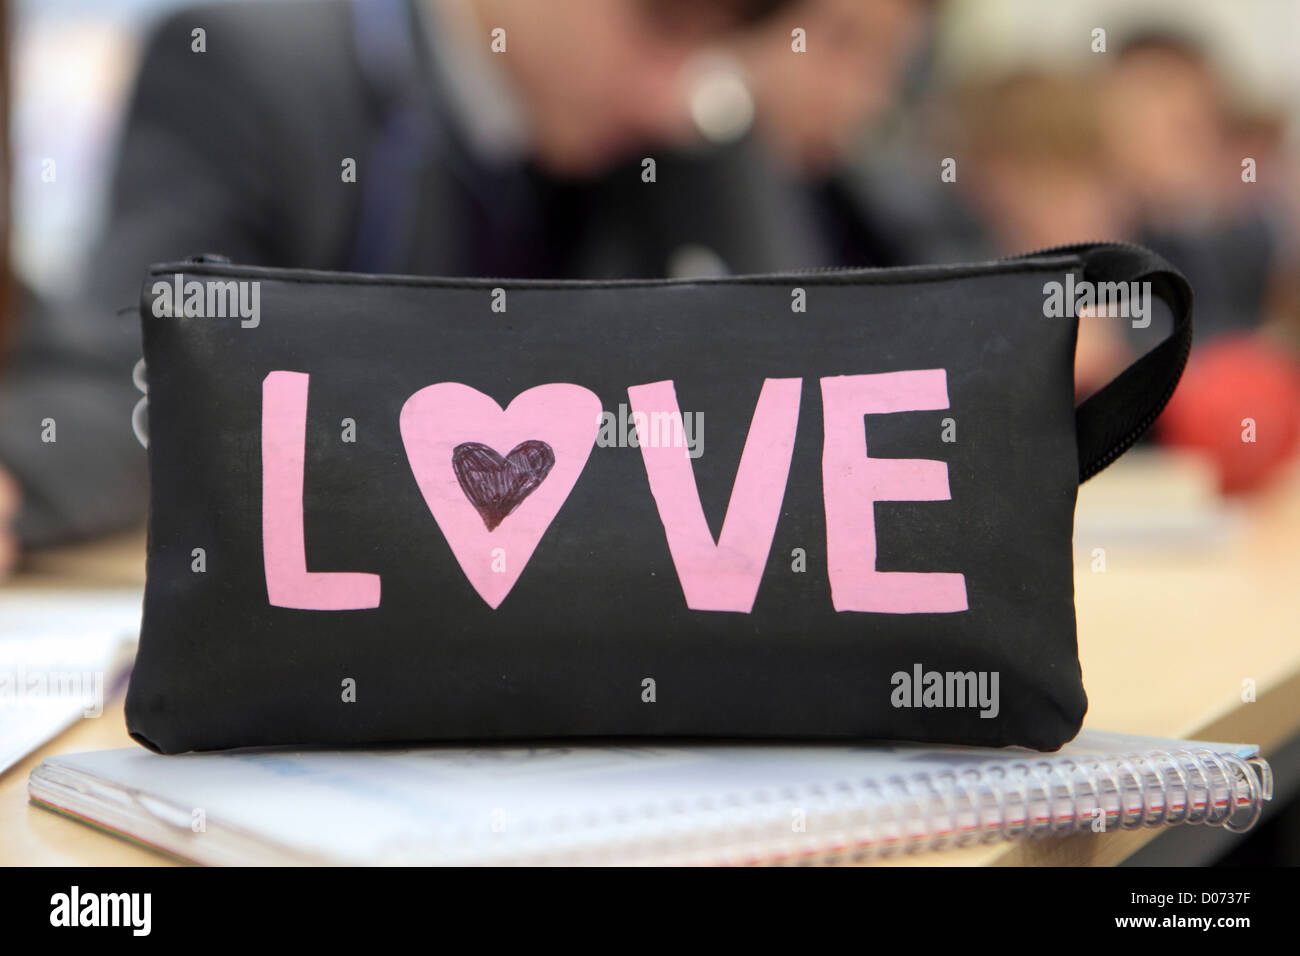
[167,249,1084,288]
[998,238,1159,263]
[184,240,1143,274]
[172,241,1190,482]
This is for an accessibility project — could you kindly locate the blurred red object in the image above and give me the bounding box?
[1158,335,1300,493]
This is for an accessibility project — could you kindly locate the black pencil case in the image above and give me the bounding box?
[125,241,1192,753]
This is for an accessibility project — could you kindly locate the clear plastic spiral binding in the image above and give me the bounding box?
[449,747,1273,866]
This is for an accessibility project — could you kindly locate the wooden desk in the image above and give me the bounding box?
[4,464,1299,866]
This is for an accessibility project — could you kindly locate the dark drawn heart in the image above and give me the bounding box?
[451,440,556,531]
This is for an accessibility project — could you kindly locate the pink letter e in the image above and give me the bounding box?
[820,370,966,614]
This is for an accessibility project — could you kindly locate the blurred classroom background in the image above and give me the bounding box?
[7,0,1300,517]
[1,0,1299,867]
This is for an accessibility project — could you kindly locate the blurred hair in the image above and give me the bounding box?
[1114,27,1211,65]
[642,0,797,28]
[957,71,1103,164]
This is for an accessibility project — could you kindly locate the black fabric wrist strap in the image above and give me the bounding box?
[1071,242,1194,483]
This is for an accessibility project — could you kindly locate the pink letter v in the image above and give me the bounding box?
[628,378,801,613]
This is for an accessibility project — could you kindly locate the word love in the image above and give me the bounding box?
[261,370,968,615]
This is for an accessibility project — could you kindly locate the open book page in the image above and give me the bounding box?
[0,589,143,773]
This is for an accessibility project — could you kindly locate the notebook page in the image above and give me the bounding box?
[29,730,1260,864]
[0,589,143,773]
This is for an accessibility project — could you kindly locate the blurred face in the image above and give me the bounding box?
[732,0,924,174]
[979,158,1122,253]
[473,0,750,175]
[1101,48,1226,216]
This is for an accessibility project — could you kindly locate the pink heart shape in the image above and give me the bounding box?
[400,383,601,609]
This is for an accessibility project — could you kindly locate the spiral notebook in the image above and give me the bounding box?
[29,731,1270,865]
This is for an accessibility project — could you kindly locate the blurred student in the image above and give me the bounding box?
[956,47,1300,492]
[1098,30,1280,345]
[0,0,932,568]
[1100,30,1300,491]
[953,70,1133,397]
